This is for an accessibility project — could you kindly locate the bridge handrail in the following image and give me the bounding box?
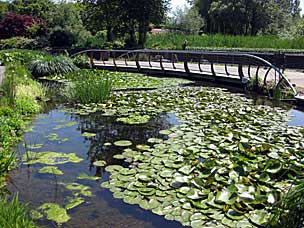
[71,49,297,96]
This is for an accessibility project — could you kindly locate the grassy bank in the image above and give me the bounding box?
[146,33,304,51]
[0,51,47,228]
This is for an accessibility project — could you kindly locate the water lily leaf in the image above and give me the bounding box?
[77,173,101,181]
[23,151,83,165]
[147,138,163,144]
[159,130,171,135]
[65,197,85,210]
[248,209,270,226]
[93,160,107,167]
[25,144,43,150]
[178,165,194,175]
[187,189,203,200]
[53,122,77,130]
[82,132,96,137]
[38,166,63,175]
[136,144,150,151]
[117,114,150,125]
[265,162,282,174]
[38,203,70,224]
[31,210,43,220]
[114,140,132,147]
[226,209,245,221]
[64,183,92,197]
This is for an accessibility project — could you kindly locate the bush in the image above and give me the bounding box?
[0,195,37,228]
[0,49,48,65]
[64,70,112,104]
[28,55,78,78]
[49,29,75,47]
[72,55,91,68]
[0,12,47,39]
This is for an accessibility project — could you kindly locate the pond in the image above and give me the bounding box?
[6,83,304,228]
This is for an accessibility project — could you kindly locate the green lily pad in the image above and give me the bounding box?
[23,151,83,165]
[77,173,101,181]
[38,203,70,224]
[65,197,85,210]
[82,132,96,137]
[93,160,107,167]
[114,140,133,147]
[38,166,63,175]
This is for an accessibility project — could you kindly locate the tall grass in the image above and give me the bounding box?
[270,180,304,228]
[28,55,77,78]
[65,70,112,104]
[0,195,37,228]
[146,33,304,51]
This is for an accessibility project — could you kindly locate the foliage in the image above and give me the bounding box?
[167,5,204,34]
[49,28,75,47]
[64,70,112,104]
[7,0,55,22]
[28,56,77,78]
[191,0,301,35]
[0,49,49,65]
[72,55,91,68]
[271,180,304,228]
[146,33,304,50]
[0,12,47,39]
[0,195,37,228]
[0,62,45,188]
[0,36,49,50]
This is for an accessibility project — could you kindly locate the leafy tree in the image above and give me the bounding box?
[0,12,47,39]
[0,1,8,21]
[167,6,204,34]
[8,0,55,22]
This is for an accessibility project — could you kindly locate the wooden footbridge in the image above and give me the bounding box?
[72,49,298,97]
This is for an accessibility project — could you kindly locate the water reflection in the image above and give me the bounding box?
[7,108,186,228]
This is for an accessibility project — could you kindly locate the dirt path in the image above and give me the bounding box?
[284,70,304,92]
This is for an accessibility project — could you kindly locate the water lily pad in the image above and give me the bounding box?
[64,183,92,197]
[93,160,107,167]
[117,114,150,125]
[25,144,44,149]
[65,197,85,210]
[38,203,70,224]
[82,132,96,137]
[114,140,132,147]
[38,166,63,175]
[53,122,77,130]
[23,151,83,165]
[77,173,101,181]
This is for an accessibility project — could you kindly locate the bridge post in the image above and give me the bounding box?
[184,54,190,74]
[89,51,94,68]
[135,52,141,72]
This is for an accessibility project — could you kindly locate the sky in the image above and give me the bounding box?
[170,0,189,11]
[171,0,304,15]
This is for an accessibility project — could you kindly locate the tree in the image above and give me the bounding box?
[0,12,47,39]
[168,6,204,34]
[8,0,55,22]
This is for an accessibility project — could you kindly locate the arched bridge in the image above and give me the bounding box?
[72,49,297,98]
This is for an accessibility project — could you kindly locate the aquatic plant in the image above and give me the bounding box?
[28,55,77,78]
[0,195,37,228]
[65,70,113,104]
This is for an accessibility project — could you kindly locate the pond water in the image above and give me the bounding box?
[6,85,304,228]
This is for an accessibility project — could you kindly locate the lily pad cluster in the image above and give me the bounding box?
[22,151,83,165]
[116,114,151,125]
[92,87,304,227]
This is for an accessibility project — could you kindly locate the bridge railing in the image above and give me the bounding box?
[71,49,297,97]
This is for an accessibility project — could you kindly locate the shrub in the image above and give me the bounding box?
[0,49,48,65]
[28,56,77,78]
[0,195,37,228]
[64,70,112,104]
[72,55,91,68]
[0,12,47,39]
[49,29,75,47]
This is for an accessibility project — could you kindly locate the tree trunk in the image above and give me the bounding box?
[138,21,147,48]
